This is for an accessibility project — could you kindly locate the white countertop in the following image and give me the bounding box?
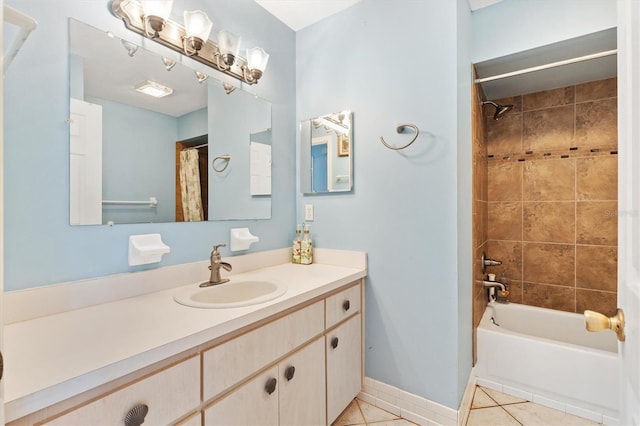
[4,250,366,422]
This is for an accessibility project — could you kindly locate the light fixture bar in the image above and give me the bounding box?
[110,0,260,85]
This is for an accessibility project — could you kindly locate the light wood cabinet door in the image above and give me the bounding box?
[279,338,326,426]
[204,366,279,426]
[44,356,200,425]
[326,314,362,425]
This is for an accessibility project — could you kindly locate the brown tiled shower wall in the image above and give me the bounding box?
[481,77,618,317]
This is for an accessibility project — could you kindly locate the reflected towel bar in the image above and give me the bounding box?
[102,197,158,208]
[212,155,231,172]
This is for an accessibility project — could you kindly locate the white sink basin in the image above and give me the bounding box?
[174,280,287,309]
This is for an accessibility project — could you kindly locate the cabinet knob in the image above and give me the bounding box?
[124,404,148,426]
[343,300,350,311]
[265,377,277,395]
[331,337,339,349]
[284,365,296,381]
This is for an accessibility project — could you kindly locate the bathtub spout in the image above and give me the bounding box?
[483,281,505,291]
[483,281,509,303]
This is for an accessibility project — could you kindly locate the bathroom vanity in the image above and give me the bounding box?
[4,249,366,425]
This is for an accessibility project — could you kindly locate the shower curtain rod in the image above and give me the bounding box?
[474,49,617,84]
[182,143,208,150]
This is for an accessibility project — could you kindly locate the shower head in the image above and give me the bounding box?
[482,100,513,120]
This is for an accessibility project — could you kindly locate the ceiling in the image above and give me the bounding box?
[70,20,208,117]
[253,0,505,32]
[254,0,364,31]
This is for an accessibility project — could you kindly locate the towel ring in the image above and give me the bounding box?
[212,155,231,172]
[380,124,419,150]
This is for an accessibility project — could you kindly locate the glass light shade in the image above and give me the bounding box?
[140,0,173,20]
[218,30,241,58]
[246,47,269,72]
[183,10,213,41]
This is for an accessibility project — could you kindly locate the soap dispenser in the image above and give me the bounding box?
[292,224,302,264]
[300,224,313,265]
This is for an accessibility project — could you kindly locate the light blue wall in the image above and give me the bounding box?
[208,84,271,220]
[472,0,617,62]
[3,0,296,291]
[456,0,474,404]
[90,97,177,224]
[177,107,208,141]
[296,0,472,409]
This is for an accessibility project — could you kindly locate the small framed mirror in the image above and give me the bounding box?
[300,110,353,194]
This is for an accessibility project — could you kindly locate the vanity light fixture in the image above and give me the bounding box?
[140,0,173,38]
[218,29,241,67]
[110,0,269,85]
[135,80,173,98]
[182,10,213,56]
[245,47,269,82]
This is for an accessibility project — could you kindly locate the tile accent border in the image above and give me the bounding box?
[359,372,476,426]
[475,377,619,425]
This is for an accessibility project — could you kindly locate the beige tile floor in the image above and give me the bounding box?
[333,386,602,426]
[466,386,601,425]
[332,398,417,426]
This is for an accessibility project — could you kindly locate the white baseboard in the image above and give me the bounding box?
[359,376,469,426]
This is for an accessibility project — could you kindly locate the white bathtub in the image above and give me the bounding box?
[476,302,619,422]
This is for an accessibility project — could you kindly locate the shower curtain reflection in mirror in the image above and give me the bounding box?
[179,149,204,221]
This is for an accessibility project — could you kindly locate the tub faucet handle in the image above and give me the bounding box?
[584,309,625,342]
[481,252,502,273]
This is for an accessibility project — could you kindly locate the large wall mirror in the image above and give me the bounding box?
[300,110,353,194]
[69,19,271,225]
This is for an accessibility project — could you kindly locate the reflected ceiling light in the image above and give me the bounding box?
[182,10,213,56]
[195,71,209,83]
[140,0,173,38]
[223,82,236,95]
[121,39,138,57]
[135,80,173,98]
[110,0,269,85]
[162,56,176,71]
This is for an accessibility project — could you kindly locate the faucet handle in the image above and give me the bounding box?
[212,244,226,254]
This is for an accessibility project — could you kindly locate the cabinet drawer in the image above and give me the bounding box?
[44,356,200,425]
[203,301,324,401]
[326,283,361,329]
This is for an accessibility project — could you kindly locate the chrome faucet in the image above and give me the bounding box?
[483,279,509,303]
[200,244,232,287]
[483,281,506,292]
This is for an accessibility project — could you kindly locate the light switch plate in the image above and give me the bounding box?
[304,204,314,221]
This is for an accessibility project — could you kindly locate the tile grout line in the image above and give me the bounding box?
[500,404,525,426]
